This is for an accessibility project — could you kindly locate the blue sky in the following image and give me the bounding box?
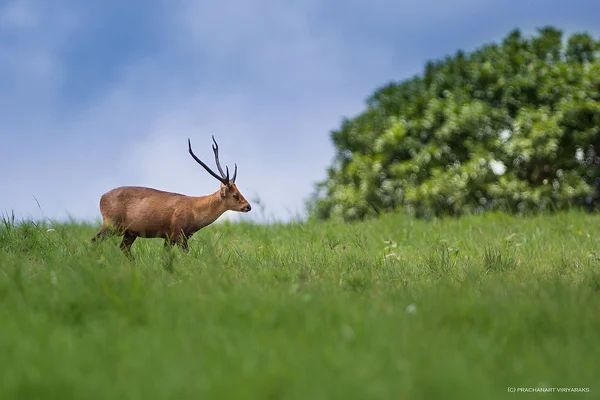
[1,0,599,223]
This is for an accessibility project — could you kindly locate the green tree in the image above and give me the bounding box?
[309,27,600,221]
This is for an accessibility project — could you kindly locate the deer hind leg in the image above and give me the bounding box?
[91,226,113,244]
[119,233,137,260]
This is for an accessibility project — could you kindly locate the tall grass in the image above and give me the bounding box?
[0,211,599,399]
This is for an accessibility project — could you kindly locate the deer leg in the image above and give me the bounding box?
[91,226,113,244]
[119,233,137,260]
[176,235,190,253]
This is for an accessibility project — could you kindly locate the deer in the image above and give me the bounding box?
[91,136,251,258]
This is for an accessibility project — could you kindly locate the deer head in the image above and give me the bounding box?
[188,136,251,213]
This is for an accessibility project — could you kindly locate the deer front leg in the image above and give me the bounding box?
[165,229,190,253]
[120,233,137,260]
[176,235,190,253]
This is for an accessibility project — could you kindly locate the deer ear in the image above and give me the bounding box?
[220,186,227,197]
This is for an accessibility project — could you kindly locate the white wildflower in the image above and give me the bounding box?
[405,304,417,314]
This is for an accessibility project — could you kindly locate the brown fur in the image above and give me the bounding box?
[91,183,250,258]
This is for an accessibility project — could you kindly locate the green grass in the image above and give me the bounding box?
[1,211,599,399]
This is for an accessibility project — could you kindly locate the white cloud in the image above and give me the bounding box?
[75,0,380,223]
[118,95,339,223]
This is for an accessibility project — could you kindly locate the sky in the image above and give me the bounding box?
[1,0,599,224]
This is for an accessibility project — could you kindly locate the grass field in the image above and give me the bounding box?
[1,211,599,399]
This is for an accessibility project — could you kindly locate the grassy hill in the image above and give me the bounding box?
[1,211,598,399]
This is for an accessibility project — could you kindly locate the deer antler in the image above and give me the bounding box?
[211,136,238,183]
[188,138,229,185]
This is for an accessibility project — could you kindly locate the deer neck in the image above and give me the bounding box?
[192,190,227,228]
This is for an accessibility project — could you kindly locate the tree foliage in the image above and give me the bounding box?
[309,27,600,221]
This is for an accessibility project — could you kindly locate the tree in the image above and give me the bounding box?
[309,27,600,221]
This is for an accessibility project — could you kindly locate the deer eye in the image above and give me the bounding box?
[233,194,239,200]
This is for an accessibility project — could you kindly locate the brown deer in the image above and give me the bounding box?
[91,136,251,258]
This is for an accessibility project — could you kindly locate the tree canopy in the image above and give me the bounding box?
[309,27,600,221]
